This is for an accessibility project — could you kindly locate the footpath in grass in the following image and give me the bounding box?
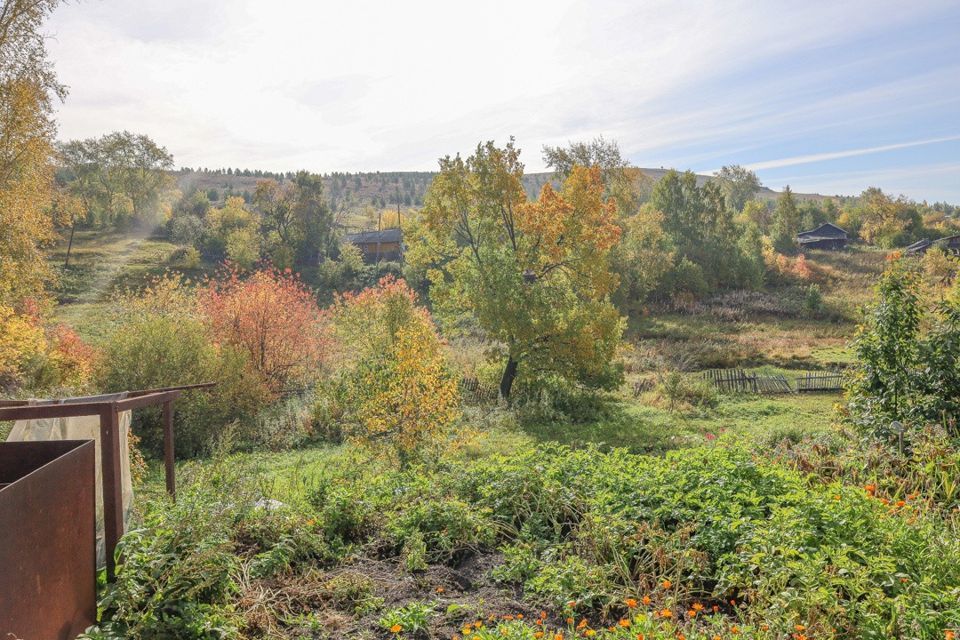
[47,229,206,343]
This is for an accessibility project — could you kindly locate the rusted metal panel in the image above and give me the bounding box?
[0,439,96,640]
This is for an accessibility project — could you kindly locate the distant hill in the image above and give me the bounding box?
[173,167,830,212]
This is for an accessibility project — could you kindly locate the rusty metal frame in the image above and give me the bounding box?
[0,439,97,639]
[0,382,215,579]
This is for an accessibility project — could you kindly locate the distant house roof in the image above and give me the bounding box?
[797,223,848,241]
[345,227,403,244]
[905,238,932,254]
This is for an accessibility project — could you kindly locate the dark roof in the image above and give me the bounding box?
[345,228,403,244]
[905,238,932,253]
[797,222,848,240]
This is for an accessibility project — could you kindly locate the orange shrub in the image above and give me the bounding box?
[199,265,330,392]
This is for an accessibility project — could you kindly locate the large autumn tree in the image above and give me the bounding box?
[0,0,63,308]
[411,140,625,399]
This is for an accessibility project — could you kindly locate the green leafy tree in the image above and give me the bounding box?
[411,140,625,399]
[650,170,761,294]
[847,258,960,439]
[59,131,174,227]
[771,185,800,253]
[542,135,647,214]
[292,171,336,265]
[715,164,761,212]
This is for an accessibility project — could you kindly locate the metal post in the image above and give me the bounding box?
[162,399,176,500]
[100,403,124,580]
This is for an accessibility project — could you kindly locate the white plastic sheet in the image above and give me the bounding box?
[5,393,135,567]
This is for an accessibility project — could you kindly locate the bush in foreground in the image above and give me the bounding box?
[85,441,960,639]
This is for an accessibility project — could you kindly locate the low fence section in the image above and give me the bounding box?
[796,371,844,393]
[702,368,844,395]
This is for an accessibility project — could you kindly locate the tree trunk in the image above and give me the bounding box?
[64,220,77,267]
[499,356,518,400]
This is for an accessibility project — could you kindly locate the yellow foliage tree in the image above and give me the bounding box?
[332,276,460,466]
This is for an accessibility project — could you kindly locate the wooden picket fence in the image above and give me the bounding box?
[795,371,844,393]
[460,377,498,404]
[756,374,794,394]
[701,368,759,393]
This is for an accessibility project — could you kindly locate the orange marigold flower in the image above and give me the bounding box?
[533,633,544,639]
[864,484,876,493]
[795,624,806,631]
[896,500,906,507]
[662,579,672,589]
[642,595,652,605]
[577,619,588,630]
[626,598,638,609]
[692,602,704,612]
[619,619,631,627]
[660,609,673,618]
[945,630,955,640]
[731,625,740,634]
[390,624,403,633]
[687,609,697,617]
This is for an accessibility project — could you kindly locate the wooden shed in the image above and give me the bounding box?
[345,228,404,264]
[797,223,848,250]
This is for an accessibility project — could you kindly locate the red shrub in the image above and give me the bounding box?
[198,265,330,391]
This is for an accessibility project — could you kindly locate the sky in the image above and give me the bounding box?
[46,0,960,202]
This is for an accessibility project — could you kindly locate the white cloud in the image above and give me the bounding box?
[44,0,960,200]
[740,135,960,172]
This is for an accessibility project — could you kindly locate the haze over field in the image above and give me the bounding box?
[46,0,960,201]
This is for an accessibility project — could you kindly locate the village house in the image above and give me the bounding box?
[796,222,848,250]
[344,227,404,263]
